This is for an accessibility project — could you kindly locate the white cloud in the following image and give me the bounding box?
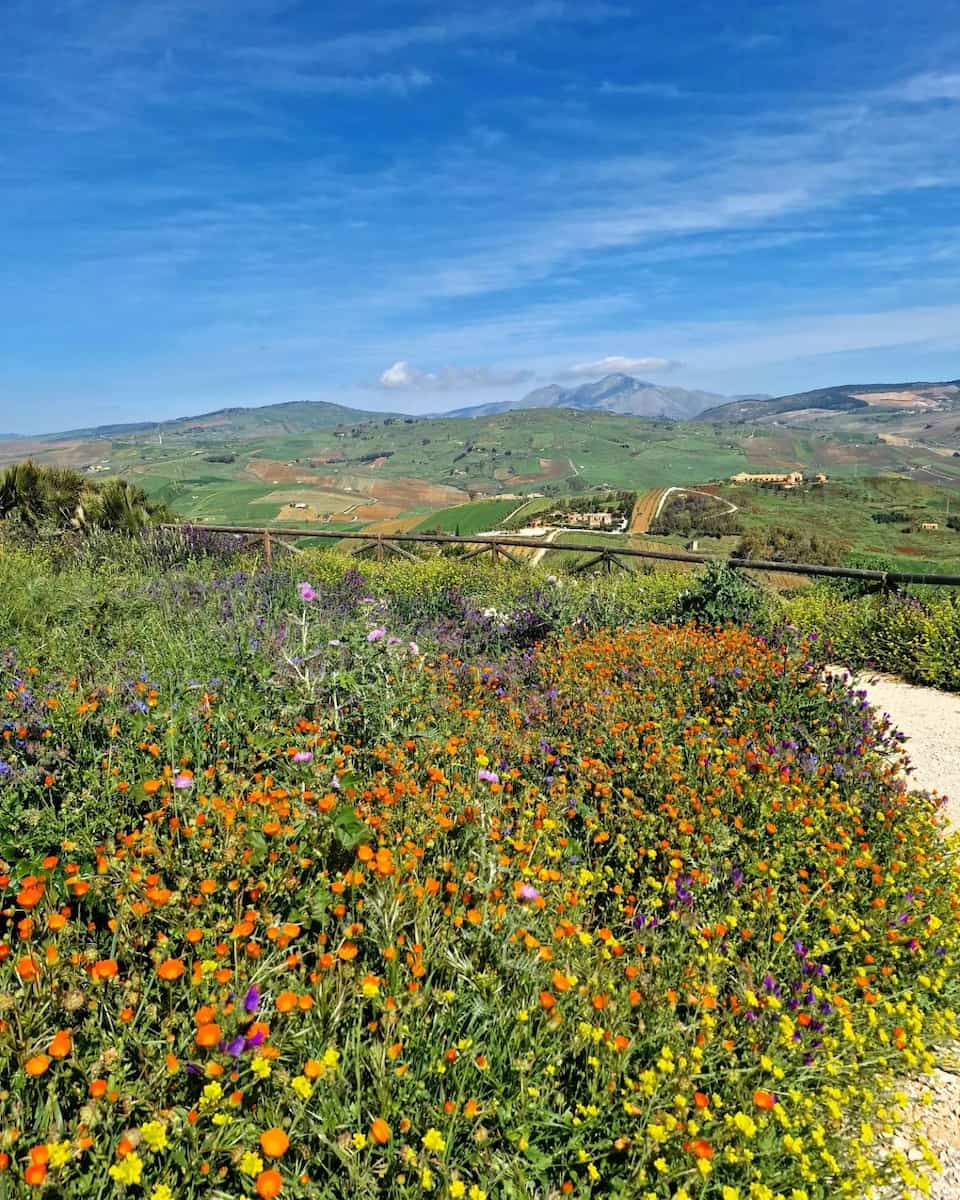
[378,361,534,390]
[565,355,681,377]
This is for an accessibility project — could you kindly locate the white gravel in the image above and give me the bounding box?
[840,669,960,1195]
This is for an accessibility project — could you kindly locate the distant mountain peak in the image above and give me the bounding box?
[445,373,730,420]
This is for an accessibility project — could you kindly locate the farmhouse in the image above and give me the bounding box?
[565,510,615,528]
[730,471,805,489]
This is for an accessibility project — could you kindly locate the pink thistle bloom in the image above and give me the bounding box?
[518,884,541,902]
[298,582,317,602]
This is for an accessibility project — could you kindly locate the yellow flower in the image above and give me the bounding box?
[449,1183,466,1199]
[322,1047,340,1071]
[151,1187,174,1200]
[421,1128,446,1153]
[108,1152,144,1186]
[291,1075,313,1100]
[251,1055,271,1079]
[421,1166,435,1190]
[240,1151,264,1178]
[352,1132,368,1151]
[199,1081,223,1113]
[734,1112,757,1138]
[722,1188,741,1200]
[46,1142,72,1169]
[467,1189,486,1200]
[140,1121,169,1152]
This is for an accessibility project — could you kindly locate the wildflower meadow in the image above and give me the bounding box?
[1,537,958,1200]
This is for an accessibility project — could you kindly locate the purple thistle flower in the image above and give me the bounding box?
[518,884,540,901]
[298,582,317,603]
[173,773,193,790]
[292,751,313,763]
[367,627,387,643]
[477,768,500,784]
[243,985,261,1014]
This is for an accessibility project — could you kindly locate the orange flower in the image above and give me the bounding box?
[196,1022,222,1047]
[370,1118,391,1145]
[337,942,358,961]
[275,991,297,1013]
[90,958,118,982]
[24,1163,47,1187]
[551,969,571,993]
[693,1091,710,1109]
[16,884,44,910]
[157,958,185,981]
[690,1139,714,1160]
[25,1054,50,1076]
[753,1089,776,1110]
[90,1079,108,1098]
[259,1128,290,1159]
[256,1169,283,1199]
[16,956,40,982]
[48,1030,72,1059]
[539,990,556,1010]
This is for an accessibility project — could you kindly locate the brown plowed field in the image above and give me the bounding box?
[630,488,667,534]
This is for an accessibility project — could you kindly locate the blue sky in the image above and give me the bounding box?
[2,0,959,434]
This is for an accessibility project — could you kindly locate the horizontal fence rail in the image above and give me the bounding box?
[163,524,960,587]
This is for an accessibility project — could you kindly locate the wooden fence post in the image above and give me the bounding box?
[262,530,272,566]
[376,535,384,563]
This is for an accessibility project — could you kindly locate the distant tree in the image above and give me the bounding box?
[733,525,844,566]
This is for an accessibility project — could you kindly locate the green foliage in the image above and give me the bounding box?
[734,523,844,566]
[675,561,770,627]
[0,460,172,536]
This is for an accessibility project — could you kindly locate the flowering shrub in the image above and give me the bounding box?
[1,561,958,1199]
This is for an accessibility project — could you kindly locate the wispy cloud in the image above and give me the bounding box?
[378,362,535,391]
[894,72,960,102]
[599,80,685,99]
[563,356,681,377]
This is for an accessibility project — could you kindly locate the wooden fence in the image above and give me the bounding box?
[164,524,960,588]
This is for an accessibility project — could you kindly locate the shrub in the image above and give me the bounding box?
[675,561,770,627]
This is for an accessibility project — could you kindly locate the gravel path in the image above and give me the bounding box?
[841,669,960,1195]
[849,669,960,831]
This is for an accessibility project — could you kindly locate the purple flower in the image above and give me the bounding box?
[477,768,500,784]
[367,627,387,643]
[298,582,317,603]
[226,1035,246,1058]
[243,985,261,1015]
[518,884,540,901]
[408,641,420,656]
[173,773,193,790]
[246,1028,266,1048]
[292,751,313,763]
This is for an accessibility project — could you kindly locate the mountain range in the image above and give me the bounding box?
[446,373,748,420]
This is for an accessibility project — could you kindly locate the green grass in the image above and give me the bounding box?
[413,498,524,535]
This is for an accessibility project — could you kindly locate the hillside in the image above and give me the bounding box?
[698,378,960,423]
[35,400,403,443]
[446,372,730,419]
